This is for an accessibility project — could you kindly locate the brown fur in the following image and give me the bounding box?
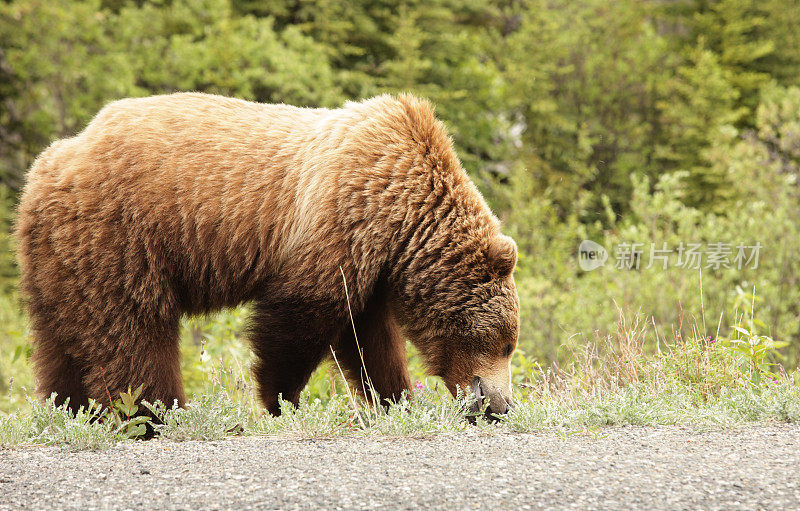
[15,92,520,415]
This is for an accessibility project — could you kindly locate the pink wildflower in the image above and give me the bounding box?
[414,380,425,390]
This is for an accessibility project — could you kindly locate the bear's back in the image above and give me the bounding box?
[17,92,496,315]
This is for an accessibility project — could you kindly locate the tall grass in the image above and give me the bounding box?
[2,293,798,449]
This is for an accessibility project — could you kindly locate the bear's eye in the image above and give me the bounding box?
[502,343,514,358]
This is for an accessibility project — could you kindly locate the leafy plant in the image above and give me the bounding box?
[142,387,248,441]
[110,385,150,439]
[723,288,789,385]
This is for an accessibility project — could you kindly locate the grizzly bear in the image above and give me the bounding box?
[15,92,520,418]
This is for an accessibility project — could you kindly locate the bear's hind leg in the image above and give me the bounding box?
[81,323,186,411]
[31,337,90,414]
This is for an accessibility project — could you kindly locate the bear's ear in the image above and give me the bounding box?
[488,235,517,277]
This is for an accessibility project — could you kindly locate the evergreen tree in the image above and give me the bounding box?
[494,0,673,221]
[656,44,746,208]
[659,0,800,120]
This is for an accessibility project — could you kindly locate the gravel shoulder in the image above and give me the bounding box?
[1,424,799,510]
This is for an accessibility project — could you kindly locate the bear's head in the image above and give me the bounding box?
[396,231,520,418]
[380,93,520,417]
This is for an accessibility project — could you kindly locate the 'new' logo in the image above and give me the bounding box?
[578,240,608,271]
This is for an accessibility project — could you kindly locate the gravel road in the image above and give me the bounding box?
[1,424,799,510]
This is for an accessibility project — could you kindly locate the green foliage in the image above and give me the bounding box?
[179,307,253,401]
[143,388,249,441]
[0,185,17,294]
[492,82,800,364]
[114,0,343,105]
[0,395,151,449]
[659,0,800,116]
[1,0,141,173]
[111,385,150,438]
[503,383,800,431]
[724,288,790,385]
[3,308,800,448]
[494,0,673,218]
[0,293,31,411]
[655,44,746,208]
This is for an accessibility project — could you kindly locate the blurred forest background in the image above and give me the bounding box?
[2,0,800,404]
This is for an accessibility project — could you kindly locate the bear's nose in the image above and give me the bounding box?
[470,376,512,420]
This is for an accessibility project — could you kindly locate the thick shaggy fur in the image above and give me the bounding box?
[16,93,520,415]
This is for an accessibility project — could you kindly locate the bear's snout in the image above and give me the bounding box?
[470,376,513,421]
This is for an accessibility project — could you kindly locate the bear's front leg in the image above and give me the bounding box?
[335,292,412,407]
[249,296,341,416]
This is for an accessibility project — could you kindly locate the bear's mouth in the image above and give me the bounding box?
[468,376,512,423]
